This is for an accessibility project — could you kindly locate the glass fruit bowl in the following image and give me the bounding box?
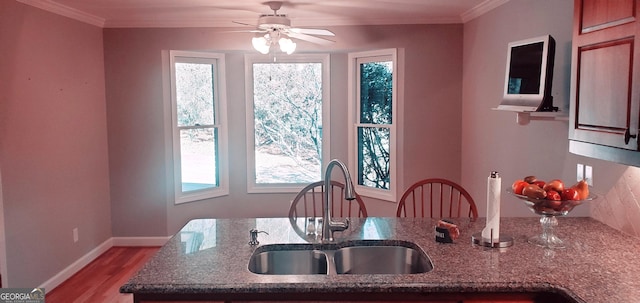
[507,189,596,249]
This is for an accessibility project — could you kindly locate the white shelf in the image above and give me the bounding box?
[491,108,569,125]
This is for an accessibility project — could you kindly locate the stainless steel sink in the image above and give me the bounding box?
[333,245,433,274]
[248,248,328,275]
[248,240,432,275]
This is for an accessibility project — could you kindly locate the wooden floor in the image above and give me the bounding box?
[46,246,160,303]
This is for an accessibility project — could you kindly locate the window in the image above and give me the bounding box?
[348,49,399,201]
[169,51,228,204]
[245,54,330,193]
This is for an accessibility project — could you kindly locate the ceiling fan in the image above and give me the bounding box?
[235,1,335,54]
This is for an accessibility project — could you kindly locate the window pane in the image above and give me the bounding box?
[357,126,390,190]
[180,128,218,192]
[175,63,215,127]
[253,63,323,184]
[359,61,393,124]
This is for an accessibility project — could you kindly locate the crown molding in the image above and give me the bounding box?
[18,0,508,29]
[461,0,511,23]
[103,15,465,28]
[17,0,105,27]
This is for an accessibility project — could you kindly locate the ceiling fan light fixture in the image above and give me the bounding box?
[244,1,333,55]
[279,37,296,55]
[252,35,270,54]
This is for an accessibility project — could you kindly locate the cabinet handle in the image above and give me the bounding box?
[624,128,637,144]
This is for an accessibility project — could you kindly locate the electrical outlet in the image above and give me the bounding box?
[577,163,584,182]
[585,165,593,186]
[73,228,78,243]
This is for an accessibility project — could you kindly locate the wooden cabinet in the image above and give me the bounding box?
[569,0,640,166]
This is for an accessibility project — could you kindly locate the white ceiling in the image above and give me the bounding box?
[17,0,509,28]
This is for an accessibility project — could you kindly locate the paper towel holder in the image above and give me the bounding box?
[472,231,514,248]
[473,171,514,248]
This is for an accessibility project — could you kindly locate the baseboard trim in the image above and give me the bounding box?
[41,236,170,291]
[39,238,113,291]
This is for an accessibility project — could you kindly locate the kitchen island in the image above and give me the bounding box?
[120,217,640,303]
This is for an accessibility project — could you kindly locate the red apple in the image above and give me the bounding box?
[546,190,561,201]
[561,188,580,201]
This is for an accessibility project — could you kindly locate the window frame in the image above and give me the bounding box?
[169,50,229,204]
[347,49,399,202]
[244,53,331,193]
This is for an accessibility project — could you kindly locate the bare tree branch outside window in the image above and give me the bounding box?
[358,61,393,190]
[253,63,323,184]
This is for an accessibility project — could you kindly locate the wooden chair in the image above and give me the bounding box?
[289,180,368,219]
[396,178,478,219]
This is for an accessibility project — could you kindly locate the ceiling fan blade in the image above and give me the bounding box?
[221,29,265,33]
[287,32,335,45]
[289,28,335,36]
[233,21,257,27]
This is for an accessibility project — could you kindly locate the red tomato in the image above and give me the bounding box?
[546,190,561,201]
[511,180,528,195]
[561,188,580,201]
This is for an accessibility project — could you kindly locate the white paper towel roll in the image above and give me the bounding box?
[481,172,501,242]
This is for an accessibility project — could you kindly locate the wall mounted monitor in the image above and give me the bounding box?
[496,35,556,112]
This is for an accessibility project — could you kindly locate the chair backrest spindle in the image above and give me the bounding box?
[289,180,368,220]
[396,178,478,219]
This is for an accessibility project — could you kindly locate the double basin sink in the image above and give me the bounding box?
[248,240,433,275]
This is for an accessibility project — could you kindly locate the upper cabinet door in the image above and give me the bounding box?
[570,0,640,151]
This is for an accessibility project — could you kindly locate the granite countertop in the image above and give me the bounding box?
[121,217,640,302]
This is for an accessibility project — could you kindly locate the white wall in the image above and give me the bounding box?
[0,1,112,287]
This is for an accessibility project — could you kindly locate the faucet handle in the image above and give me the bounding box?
[327,218,350,242]
[249,229,269,246]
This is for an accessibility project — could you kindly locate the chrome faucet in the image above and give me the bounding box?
[322,159,355,242]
